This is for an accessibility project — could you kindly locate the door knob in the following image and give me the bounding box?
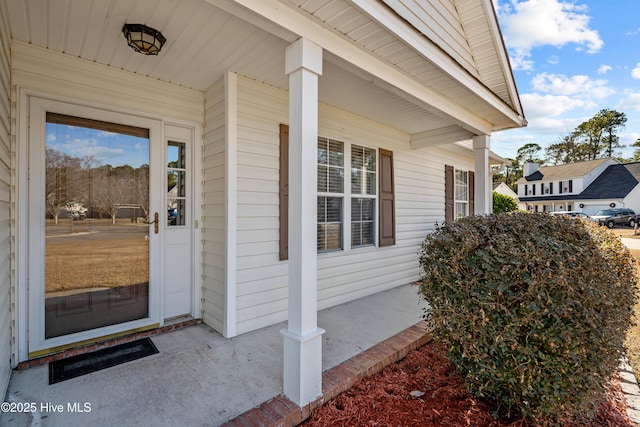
[148,212,159,234]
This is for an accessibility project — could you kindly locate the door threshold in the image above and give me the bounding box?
[20,318,201,370]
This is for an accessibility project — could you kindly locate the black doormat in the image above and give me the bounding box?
[49,338,158,384]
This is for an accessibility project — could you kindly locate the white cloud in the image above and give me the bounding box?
[47,134,56,142]
[632,63,640,79]
[618,92,640,112]
[497,0,603,69]
[63,138,123,161]
[520,93,589,119]
[97,130,119,138]
[597,65,612,74]
[530,73,615,99]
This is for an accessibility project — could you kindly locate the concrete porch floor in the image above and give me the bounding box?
[1,284,428,427]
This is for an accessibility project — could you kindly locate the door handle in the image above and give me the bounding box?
[148,212,159,234]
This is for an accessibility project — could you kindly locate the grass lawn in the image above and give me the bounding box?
[45,222,148,293]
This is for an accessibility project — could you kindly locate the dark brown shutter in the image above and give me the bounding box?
[468,171,475,216]
[279,124,289,260]
[379,149,395,246]
[445,165,454,222]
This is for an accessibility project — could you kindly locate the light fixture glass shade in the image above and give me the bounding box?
[122,24,166,55]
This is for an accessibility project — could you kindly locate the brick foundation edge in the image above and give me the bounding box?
[221,320,432,427]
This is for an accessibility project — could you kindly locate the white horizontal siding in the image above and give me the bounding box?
[201,78,226,333]
[232,77,477,335]
[235,77,288,334]
[0,0,11,396]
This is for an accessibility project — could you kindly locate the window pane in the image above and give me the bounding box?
[328,140,344,166]
[352,198,374,221]
[317,197,343,252]
[317,165,327,192]
[366,171,376,195]
[328,166,344,193]
[317,138,328,164]
[351,145,364,170]
[455,202,467,220]
[168,170,186,197]
[351,198,374,248]
[351,169,362,194]
[365,148,376,172]
[167,198,185,226]
[351,145,376,196]
[319,138,344,194]
[351,221,374,248]
[318,223,342,252]
[44,118,150,338]
[168,141,186,169]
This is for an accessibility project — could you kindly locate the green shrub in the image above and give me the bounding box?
[492,191,519,214]
[418,212,638,421]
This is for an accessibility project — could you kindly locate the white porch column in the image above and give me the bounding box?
[282,38,325,407]
[473,134,491,215]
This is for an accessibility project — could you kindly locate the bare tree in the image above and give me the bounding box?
[93,166,127,224]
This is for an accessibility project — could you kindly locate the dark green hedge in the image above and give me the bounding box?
[418,212,638,421]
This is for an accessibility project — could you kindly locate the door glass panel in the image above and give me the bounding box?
[44,114,150,339]
[167,141,186,226]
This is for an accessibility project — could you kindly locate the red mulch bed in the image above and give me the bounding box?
[303,342,634,427]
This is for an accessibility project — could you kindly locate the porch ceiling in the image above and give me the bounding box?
[3,0,524,138]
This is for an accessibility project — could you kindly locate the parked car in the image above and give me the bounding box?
[168,208,177,225]
[549,211,590,220]
[70,210,86,220]
[591,208,636,228]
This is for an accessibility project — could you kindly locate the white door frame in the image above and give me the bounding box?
[21,93,168,357]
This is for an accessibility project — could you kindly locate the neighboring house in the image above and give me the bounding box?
[0,0,525,406]
[493,181,526,210]
[517,159,640,215]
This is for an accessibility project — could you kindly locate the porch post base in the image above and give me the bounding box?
[281,327,325,407]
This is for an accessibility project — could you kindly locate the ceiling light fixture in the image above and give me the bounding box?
[122,23,166,56]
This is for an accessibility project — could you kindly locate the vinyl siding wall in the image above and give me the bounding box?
[233,76,475,334]
[0,0,11,398]
[202,78,226,332]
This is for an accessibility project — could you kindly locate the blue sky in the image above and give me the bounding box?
[46,123,149,168]
[492,0,640,160]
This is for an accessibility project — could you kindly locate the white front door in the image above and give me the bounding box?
[163,127,195,319]
[27,97,168,356]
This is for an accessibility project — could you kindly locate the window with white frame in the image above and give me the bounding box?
[350,145,376,247]
[454,170,468,220]
[317,137,377,253]
[317,138,344,252]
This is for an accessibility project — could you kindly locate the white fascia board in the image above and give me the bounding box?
[410,125,474,149]
[352,0,526,128]
[220,0,494,135]
[482,0,525,119]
